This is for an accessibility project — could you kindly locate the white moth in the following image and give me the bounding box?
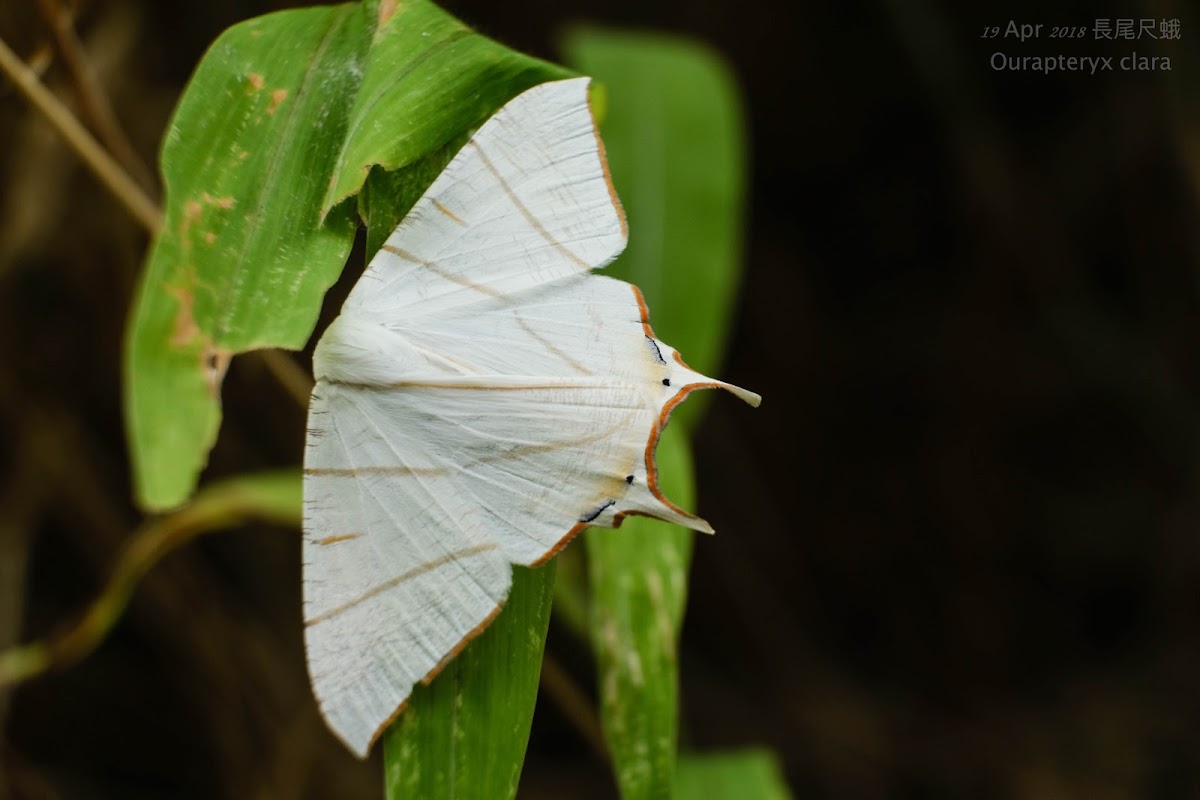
[303,76,761,757]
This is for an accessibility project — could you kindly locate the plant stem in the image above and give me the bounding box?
[34,0,159,195]
[0,472,301,688]
[0,34,161,233]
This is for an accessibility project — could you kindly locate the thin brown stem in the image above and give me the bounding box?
[540,652,610,764]
[35,0,157,195]
[0,34,161,233]
[258,350,315,408]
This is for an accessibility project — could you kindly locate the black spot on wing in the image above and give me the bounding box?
[645,335,665,364]
[580,498,616,523]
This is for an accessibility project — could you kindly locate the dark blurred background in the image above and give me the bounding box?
[2,0,1200,797]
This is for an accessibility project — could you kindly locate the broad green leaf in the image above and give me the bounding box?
[326,0,572,208]
[565,30,749,800]
[675,750,794,800]
[383,563,556,799]
[586,426,695,800]
[565,30,748,432]
[125,0,572,512]
[125,4,370,510]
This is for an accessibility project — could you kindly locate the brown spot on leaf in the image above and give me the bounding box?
[378,0,398,25]
[164,282,229,398]
[201,193,235,210]
[247,72,265,90]
[180,200,203,239]
[165,283,200,347]
[202,347,231,398]
[267,89,288,115]
[181,196,232,247]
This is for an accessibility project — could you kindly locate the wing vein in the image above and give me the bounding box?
[306,543,498,627]
[467,140,592,271]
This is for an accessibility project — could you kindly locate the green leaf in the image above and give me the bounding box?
[564,30,749,800]
[382,563,556,799]
[124,3,370,510]
[586,425,695,800]
[564,29,748,432]
[326,0,572,208]
[125,0,574,512]
[675,750,794,800]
